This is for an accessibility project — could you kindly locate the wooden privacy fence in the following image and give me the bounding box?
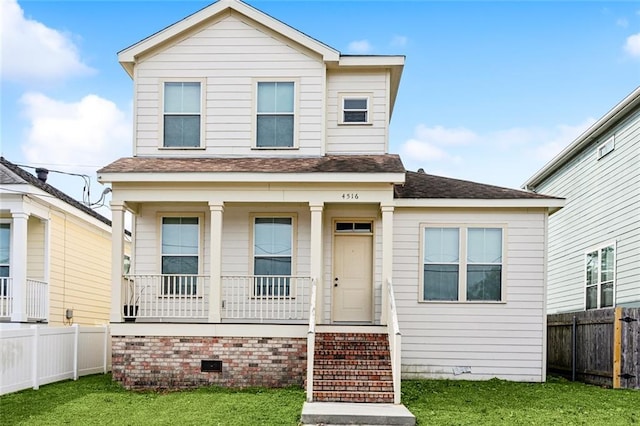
[547,307,639,389]
[0,324,111,395]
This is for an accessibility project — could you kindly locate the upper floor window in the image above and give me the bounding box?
[253,216,294,297]
[422,226,504,302]
[161,216,200,295]
[585,243,615,309]
[597,135,615,159]
[256,82,294,148]
[340,95,371,124]
[163,82,201,148]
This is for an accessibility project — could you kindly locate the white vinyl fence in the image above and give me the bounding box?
[0,324,111,395]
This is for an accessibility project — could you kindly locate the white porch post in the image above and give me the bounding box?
[208,202,224,323]
[110,202,125,323]
[10,211,29,322]
[380,204,394,325]
[309,202,324,323]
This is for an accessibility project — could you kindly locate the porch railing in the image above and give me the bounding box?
[0,277,48,321]
[221,275,312,322]
[386,278,402,404]
[123,274,210,320]
[306,277,317,402]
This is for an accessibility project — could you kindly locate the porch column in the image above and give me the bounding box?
[309,202,324,323]
[10,212,29,322]
[380,204,394,325]
[110,202,125,323]
[208,202,224,323]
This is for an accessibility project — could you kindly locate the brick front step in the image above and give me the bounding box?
[314,359,392,370]
[314,349,390,360]
[314,379,394,392]
[313,390,395,403]
[314,369,392,381]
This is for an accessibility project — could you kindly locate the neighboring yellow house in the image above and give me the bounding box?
[0,157,117,327]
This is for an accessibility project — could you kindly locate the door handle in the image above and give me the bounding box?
[334,277,339,287]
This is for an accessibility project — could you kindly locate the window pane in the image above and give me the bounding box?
[0,265,9,278]
[424,228,459,263]
[601,282,614,308]
[254,256,292,276]
[258,82,293,113]
[344,111,367,123]
[164,115,200,147]
[600,246,614,282]
[344,98,367,110]
[165,82,200,113]
[585,251,598,286]
[468,228,502,263]
[257,115,293,147]
[255,218,292,256]
[586,285,597,309]
[275,82,294,112]
[0,223,9,265]
[467,265,501,301]
[162,256,198,275]
[162,217,198,255]
[423,264,458,301]
[257,82,276,113]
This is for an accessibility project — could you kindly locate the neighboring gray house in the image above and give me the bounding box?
[524,86,640,314]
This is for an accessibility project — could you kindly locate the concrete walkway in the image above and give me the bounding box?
[301,402,416,426]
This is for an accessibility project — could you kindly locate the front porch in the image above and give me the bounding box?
[0,277,48,322]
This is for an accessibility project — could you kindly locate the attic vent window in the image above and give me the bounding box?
[597,136,615,159]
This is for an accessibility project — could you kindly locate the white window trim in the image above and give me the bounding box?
[158,78,206,150]
[249,213,297,298]
[596,135,615,160]
[251,78,299,150]
[156,213,205,296]
[583,241,617,310]
[418,223,507,303]
[338,93,373,125]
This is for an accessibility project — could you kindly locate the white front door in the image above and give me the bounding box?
[332,233,373,322]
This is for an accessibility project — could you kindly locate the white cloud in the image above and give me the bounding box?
[414,124,478,146]
[347,40,373,54]
[20,93,131,174]
[390,35,408,48]
[529,119,596,162]
[1,0,94,83]
[624,33,640,57]
[616,18,628,28]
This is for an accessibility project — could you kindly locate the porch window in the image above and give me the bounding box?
[253,217,292,296]
[586,243,615,309]
[422,226,504,302]
[163,82,201,147]
[161,217,199,295]
[256,82,294,148]
[0,223,9,296]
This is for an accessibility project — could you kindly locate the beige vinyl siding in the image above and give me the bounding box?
[26,216,45,281]
[393,208,547,382]
[326,71,389,154]
[536,109,640,312]
[48,212,112,326]
[134,13,324,156]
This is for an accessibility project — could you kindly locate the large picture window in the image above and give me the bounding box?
[161,217,199,295]
[423,226,504,302]
[163,82,201,147]
[0,223,9,297]
[256,82,294,148]
[585,243,615,309]
[253,217,293,297]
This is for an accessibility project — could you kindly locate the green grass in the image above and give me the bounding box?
[403,376,640,425]
[2,375,639,425]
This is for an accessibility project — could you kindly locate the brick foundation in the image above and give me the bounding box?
[111,336,307,390]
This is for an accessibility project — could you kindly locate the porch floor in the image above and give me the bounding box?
[300,402,415,426]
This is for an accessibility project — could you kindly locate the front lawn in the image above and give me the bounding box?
[2,375,638,425]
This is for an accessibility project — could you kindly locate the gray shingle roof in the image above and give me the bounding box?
[0,157,113,227]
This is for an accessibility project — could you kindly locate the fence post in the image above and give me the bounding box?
[31,325,39,390]
[613,307,622,389]
[571,315,577,382]
[73,324,79,380]
[103,325,109,374]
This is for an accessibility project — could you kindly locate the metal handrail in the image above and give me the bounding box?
[306,277,317,402]
[386,278,402,404]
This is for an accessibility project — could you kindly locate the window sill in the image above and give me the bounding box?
[338,122,373,126]
[158,146,206,150]
[251,147,299,150]
[418,300,506,305]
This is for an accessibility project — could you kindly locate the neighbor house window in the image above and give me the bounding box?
[256,82,294,147]
[585,243,615,309]
[161,217,199,295]
[340,96,370,124]
[0,223,9,297]
[597,135,615,159]
[163,82,201,147]
[422,226,504,302]
[253,217,293,296]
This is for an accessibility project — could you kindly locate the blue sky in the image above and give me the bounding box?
[1,0,639,216]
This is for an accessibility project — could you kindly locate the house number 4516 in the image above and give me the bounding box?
[341,193,359,200]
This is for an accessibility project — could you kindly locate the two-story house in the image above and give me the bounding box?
[524,86,640,313]
[0,157,115,327]
[99,0,563,403]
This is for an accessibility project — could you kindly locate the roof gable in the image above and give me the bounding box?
[118,0,339,76]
